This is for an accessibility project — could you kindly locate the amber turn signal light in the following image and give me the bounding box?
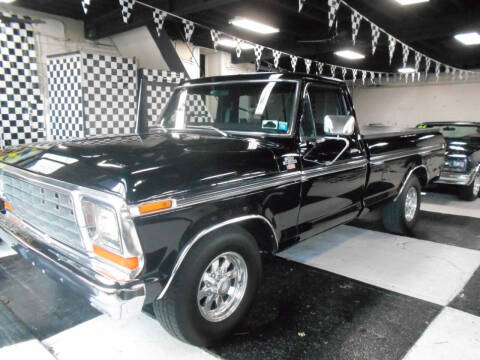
[138,200,172,214]
[93,244,139,270]
[4,201,13,212]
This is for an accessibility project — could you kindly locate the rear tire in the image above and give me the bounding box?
[459,173,480,201]
[382,175,421,235]
[153,226,261,347]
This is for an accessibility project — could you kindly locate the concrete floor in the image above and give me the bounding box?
[1,191,480,360]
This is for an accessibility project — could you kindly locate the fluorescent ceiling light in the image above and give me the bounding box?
[455,32,480,45]
[217,38,254,50]
[229,17,279,34]
[0,0,16,3]
[394,0,429,5]
[334,50,365,60]
[398,67,416,73]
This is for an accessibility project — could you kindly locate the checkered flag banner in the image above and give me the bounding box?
[371,23,380,55]
[361,70,367,85]
[81,0,90,14]
[378,73,383,84]
[304,59,312,73]
[352,69,358,82]
[370,71,375,84]
[299,0,306,12]
[351,10,362,45]
[342,67,347,80]
[272,49,281,68]
[183,19,195,42]
[328,0,341,29]
[414,52,422,73]
[316,61,324,75]
[425,57,432,78]
[388,35,396,65]
[330,64,337,78]
[210,29,220,49]
[119,0,135,24]
[445,66,451,74]
[290,55,298,72]
[254,44,264,69]
[435,61,441,80]
[153,9,167,37]
[235,39,243,58]
[402,43,410,68]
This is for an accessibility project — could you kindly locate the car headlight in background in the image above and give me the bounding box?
[81,199,122,253]
[444,157,467,172]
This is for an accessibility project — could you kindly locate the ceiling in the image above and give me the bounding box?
[9,0,480,72]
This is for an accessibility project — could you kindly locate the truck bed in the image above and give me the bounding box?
[361,125,436,140]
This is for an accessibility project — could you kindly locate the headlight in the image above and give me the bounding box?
[81,199,122,253]
[444,158,467,172]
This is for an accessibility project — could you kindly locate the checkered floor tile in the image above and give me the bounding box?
[1,190,480,360]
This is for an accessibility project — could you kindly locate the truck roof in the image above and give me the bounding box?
[182,72,345,86]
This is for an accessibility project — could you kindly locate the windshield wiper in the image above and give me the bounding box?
[187,125,228,137]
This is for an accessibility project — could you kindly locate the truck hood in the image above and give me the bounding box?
[0,132,281,204]
[445,138,480,157]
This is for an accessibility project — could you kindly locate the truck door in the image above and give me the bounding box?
[297,83,368,240]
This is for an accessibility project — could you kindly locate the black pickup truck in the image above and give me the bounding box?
[0,73,445,346]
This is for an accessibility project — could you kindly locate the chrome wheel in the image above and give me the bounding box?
[473,174,480,197]
[197,251,248,323]
[404,187,418,222]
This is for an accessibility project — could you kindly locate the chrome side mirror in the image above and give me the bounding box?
[324,115,356,136]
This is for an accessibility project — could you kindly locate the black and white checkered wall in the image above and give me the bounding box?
[47,53,84,140]
[139,68,212,126]
[47,52,138,140]
[0,12,45,148]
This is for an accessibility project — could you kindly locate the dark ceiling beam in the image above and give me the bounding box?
[169,0,240,16]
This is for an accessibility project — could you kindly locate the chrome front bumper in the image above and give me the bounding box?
[436,168,478,186]
[0,213,146,319]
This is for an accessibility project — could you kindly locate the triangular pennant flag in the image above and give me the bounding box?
[425,57,432,78]
[361,70,367,85]
[254,44,264,70]
[272,50,281,68]
[316,61,324,76]
[182,19,195,42]
[304,59,312,73]
[370,71,375,84]
[388,35,396,65]
[299,0,306,12]
[414,52,422,73]
[290,55,298,72]
[152,9,167,37]
[402,44,410,68]
[352,69,358,82]
[328,0,341,29]
[342,67,347,80]
[81,0,91,14]
[210,29,220,49]
[371,23,380,55]
[330,64,337,78]
[435,61,441,80]
[235,39,243,58]
[351,10,362,45]
[119,0,135,24]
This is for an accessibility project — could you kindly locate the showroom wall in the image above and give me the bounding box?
[352,79,480,128]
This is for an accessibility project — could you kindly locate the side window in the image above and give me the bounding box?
[306,85,347,136]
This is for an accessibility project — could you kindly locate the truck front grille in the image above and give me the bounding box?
[2,173,84,250]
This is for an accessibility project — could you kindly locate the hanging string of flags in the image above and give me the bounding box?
[92,0,477,86]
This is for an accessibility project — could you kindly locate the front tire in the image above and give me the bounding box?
[382,175,421,235]
[459,173,480,201]
[153,226,261,347]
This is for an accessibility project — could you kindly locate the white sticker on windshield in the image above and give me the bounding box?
[262,120,278,130]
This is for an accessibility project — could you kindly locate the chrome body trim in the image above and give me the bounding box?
[393,165,428,202]
[370,144,445,165]
[157,214,278,300]
[0,212,146,319]
[301,159,368,181]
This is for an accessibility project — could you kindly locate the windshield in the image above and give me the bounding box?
[418,123,480,139]
[149,80,298,135]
